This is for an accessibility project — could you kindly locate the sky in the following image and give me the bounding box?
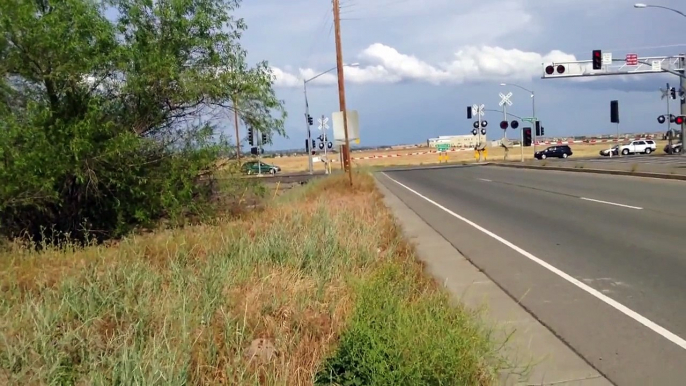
[232,0,686,150]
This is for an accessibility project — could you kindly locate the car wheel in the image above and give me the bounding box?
[622,148,629,155]
[541,154,547,159]
[645,148,652,154]
[562,153,568,159]
[270,168,276,175]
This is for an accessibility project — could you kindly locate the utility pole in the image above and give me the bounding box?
[233,95,241,162]
[332,0,353,185]
[680,55,686,154]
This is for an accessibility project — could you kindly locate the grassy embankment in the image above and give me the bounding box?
[0,172,507,385]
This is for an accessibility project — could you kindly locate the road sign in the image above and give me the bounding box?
[436,144,450,152]
[626,53,638,66]
[317,117,329,130]
[498,92,513,107]
[522,117,536,123]
[602,52,612,65]
[652,60,662,72]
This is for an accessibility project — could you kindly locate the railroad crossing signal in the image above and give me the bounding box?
[677,116,685,125]
[472,103,485,116]
[661,85,670,100]
[498,92,513,107]
[318,116,329,130]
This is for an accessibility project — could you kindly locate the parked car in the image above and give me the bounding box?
[241,160,281,175]
[534,145,573,159]
[617,140,656,155]
[664,142,682,154]
[599,145,619,157]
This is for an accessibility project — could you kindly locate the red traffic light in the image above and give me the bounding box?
[676,116,685,125]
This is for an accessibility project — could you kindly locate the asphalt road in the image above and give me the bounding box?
[378,165,686,386]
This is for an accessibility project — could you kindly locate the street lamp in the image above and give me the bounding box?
[501,83,536,159]
[634,3,686,17]
[303,63,360,174]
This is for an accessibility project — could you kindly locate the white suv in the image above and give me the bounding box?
[618,140,656,155]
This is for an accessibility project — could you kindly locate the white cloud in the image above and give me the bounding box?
[271,43,577,87]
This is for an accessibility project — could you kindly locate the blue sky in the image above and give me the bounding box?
[231,0,686,150]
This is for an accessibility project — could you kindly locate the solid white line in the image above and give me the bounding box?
[380,172,686,351]
[478,178,492,182]
[580,197,643,210]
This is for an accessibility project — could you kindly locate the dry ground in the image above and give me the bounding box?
[0,172,508,385]
[269,141,669,173]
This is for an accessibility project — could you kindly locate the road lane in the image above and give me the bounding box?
[378,166,686,385]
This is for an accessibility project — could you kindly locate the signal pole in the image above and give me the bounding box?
[680,55,685,154]
[332,0,353,185]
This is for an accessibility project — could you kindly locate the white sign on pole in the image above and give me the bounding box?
[332,110,360,145]
[652,60,662,72]
[602,52,612,65]
[498,92,513,107]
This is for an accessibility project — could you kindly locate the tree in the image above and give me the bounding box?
[0,0,286,243]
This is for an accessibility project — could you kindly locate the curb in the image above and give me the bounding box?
[490,163,686,181]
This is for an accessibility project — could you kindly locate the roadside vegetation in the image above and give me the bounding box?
[0,172,508,384]
[1,0,508,383]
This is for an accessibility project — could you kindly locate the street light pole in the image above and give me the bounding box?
[303,63,359,174]
[634,4,686,152]
[501,83,535,160]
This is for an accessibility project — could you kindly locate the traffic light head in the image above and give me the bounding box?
[592,50,602,70]
[523,128,532,147]
[676,116,685,125]
[467,106,472,119]
[671,88,677,99]
[247,127,254,146]
[307,115,313,125]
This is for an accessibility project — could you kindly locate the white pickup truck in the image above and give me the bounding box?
[617,140,656,155]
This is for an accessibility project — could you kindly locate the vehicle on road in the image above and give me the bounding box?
[599,145,619,157]
[617,140,656,155]
[534,145,573,160]
[664,142,682,154]
[241,160,281,175]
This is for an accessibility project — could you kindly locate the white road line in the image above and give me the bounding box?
[381,172,686,351]
[478,178,492,182]
[580,197,643,210]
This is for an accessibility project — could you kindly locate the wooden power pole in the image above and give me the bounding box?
[332,0,353,185]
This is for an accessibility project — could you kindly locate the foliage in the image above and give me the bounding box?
[0,0,286,242]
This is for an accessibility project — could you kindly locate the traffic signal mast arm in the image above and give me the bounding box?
[542,55,685,79]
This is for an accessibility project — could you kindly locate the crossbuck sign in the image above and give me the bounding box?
[499,92,513,107]
[472,104,485,116]
[318,116,329,130]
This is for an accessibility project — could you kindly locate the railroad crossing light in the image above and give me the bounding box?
[510,120,519,129]
[658,115,666,124]
[676,116,685,125]
[247,127,254,146]
[500,120,508,129]
[671,87,677,100]
[545,65,566,75]
[592,50,602,70]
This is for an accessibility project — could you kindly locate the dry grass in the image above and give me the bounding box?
[0,172,505,385]
[265,142,669,173]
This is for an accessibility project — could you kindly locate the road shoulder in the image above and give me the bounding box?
[374,173,612,386]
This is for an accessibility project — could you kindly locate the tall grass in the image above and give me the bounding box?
[0,172,505,385]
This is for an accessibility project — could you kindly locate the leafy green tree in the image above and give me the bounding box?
[0,0,285,243]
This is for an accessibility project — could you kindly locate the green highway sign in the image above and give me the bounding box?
[436,144,450,151]
[522,117,537,123]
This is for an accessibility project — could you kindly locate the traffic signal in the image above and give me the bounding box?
[592,50,602,70]
[535,121,541,136]
[540,126,545,136]
[247,127,254,146]
[261,132,267,144]
[523,128,532,146]
[307,114,313,125]
[671,87,677,100]
[467,106,472,119]
[610,100,619,123]
[305,139,310,151]
[676,116,685,125]
[312,139,316,149]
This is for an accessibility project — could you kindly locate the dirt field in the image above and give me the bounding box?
[271,141,670,173]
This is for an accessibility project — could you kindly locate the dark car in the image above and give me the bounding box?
[534,145,573,160]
